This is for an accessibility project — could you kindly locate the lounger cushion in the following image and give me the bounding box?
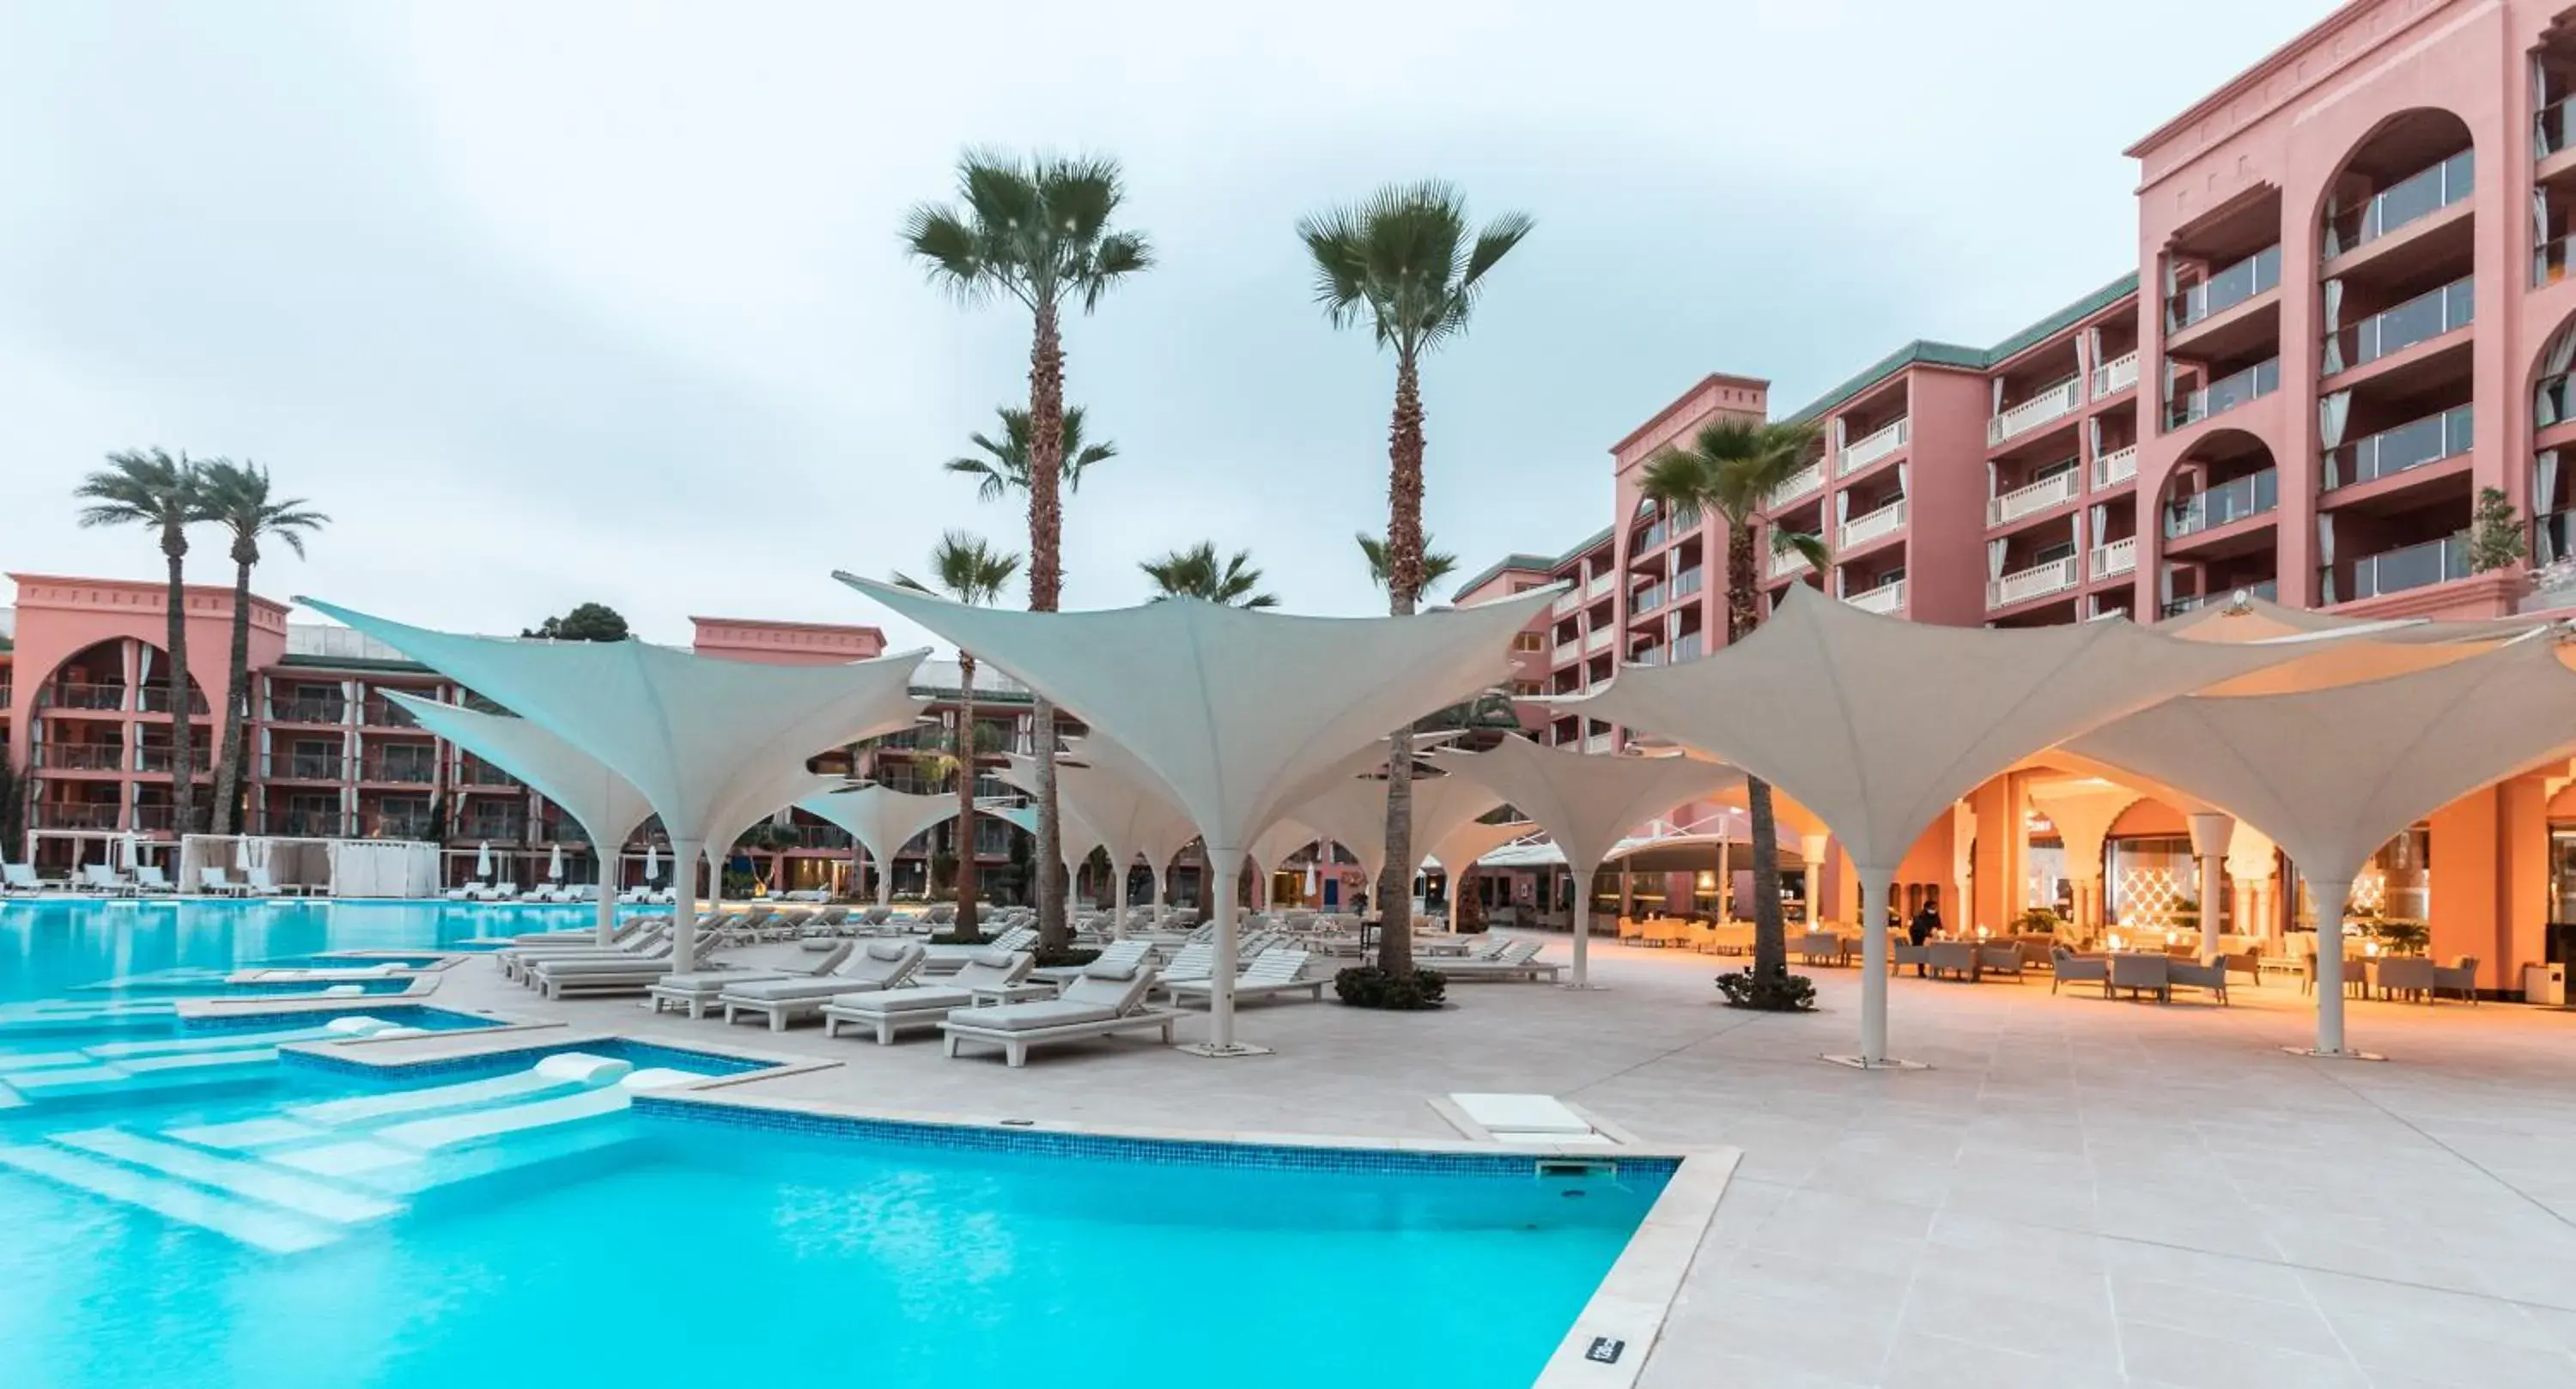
[865,942,910,962]
[948,1000,1118,1032]
[655,970,785,992]
[721,976,861,1003]
[971,949,1016,969]
[1083,961,1139,981]
[834,986,971,1014]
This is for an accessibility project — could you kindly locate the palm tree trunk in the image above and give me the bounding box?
[161,525,196,838]
[1027,301,1070,954]
[1376,348,1427,977]
[954,653,981,941]
[210,553,254,838]
[1728,519,1789,980]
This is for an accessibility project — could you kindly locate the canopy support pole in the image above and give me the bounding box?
[594,858,618,945]
[1180,845,1268,1058]
[1569,861,1600,989]
[2290,876,2382,1060]
[669,836,706,971]
[2189,813,2233,967]
[874,845,894,909]
[1826,864,1925,1070]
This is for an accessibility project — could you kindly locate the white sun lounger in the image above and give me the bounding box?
[720,941,925,1031]
[1030,938,1150,986]
[498,927,671,982]
[647,940,854,1018]
[822,950,1037,1044]
[133,864,177,895]
[1161,949,1322,1008]
[1433,938,1562,983]
[939,963,1175,1067]
[3,863,65,895]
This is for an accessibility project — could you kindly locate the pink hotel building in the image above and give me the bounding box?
[1455,0,2576,984]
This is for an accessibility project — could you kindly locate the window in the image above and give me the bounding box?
[1511,680,1545,698]
[1511,631,1546,652]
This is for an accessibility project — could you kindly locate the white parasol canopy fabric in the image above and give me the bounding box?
[1001,747,1194,922]
[2069,630,2576,1056]
[1287,767,1502,907]
[475,841,493,879]
[1431,737,1742,986]
[841,575,1559,1052]
[386,692,656,941]
[796,784,963,907]
[298,598,927,970]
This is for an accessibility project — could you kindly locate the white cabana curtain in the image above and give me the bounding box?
[2537,187,2554,270]
[2319,391,2353,488]
[2541,452,2566,565]
[2321,278,2346,374]
[2538,325,2576,427]
[2089,504,2109,556]
[1988,539,2009,581]
[2318,514,2338,605]
[1896,460,1910,500]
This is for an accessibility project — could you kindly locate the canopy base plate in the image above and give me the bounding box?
[2281,1046,2387,1062]
[1820,1054,1931,1071]
[1177,1042,1275,1059]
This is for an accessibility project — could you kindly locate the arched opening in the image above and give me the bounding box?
[2318,109,2476,395]
[2531,314,2576,568]
[2161,185,2283,430]
[2157,428,2279,616]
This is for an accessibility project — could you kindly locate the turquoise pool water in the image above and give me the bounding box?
[0,900,1661,1388]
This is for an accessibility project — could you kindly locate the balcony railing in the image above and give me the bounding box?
[2324,149,2472,258]
[2327,276,2472,373]
[1631,584,1665,616]
[1670,634,1704,663]
[457,761,519,786]
[2537,509,2576,566]
[33,743,125,771]
[1630,646,1664,667]
[1769,546,1812,579]
[1585,572,1616,600]
[1838,498,1908,549]
[361,813,437,840]
[261,811,350,838]
[1552,638,1582,665]
[1581,733,1613,755]
[2093,445,2140,489]
[1672,566,1704,598]
[2349,532,2471,601]
[2324,404,2472,490]
[1838,418,1909,476]
[2167,246,2281,331]
[1988,555,2081,610]
[135,687,211,716]
[1768,462,1824,509]
[40,682,125,712]
[1583,627,1614,654]
[2091,350,2140,397]
[32,804,121,831]
[2160,579,2276,618]
[265,754,346,781]
[361,758,438,785]
[133,747,213,774]
[1989,467,2080,525]
[2089,536,2138,579]
[2168,358,2280,429]
[360,700,420,729]
[2165,469,2279,539]
[1988,377,2082,446]
[1551,588,1582,617]
[267,697,346,724]
[460,818,529,843]
[1843,579,1906,615]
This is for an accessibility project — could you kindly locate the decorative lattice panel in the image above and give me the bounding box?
[2116,867,2186,931]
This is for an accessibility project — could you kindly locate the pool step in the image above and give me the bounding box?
[49,1129,404,1227]
[1,1048,281,1100]
[0,1143,343,1254]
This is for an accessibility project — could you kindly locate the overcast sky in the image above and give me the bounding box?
[0,0,2330,652]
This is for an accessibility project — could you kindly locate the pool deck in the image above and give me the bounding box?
[391,934,2576,1389]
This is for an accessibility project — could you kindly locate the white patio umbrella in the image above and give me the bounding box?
[1431,738,1741,987]
[841,574,1558,1054]
[546,843,565,885]
[641,840,659,888]
[386,693,654,944]
[2069,630,2576,1058]
[1571,583,2358,1067]
[301,598,927,970]
[797,784,964,908]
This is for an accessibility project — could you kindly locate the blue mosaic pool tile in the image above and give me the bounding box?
[637,1096,1684,1182]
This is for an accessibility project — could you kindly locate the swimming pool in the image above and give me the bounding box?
[0,899,1670,1387]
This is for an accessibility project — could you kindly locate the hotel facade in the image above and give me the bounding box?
[1455,0,2576,991]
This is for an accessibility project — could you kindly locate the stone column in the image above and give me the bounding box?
[2189,812,2233,966]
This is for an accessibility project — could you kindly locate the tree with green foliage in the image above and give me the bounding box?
[523,603,629,642]
[896,531,1023,939]
[197,460,327,836]
[2469,485,2528,574]
[1637,417,1830,1007]
[906,149,1152,956]
[1357,531,1459,597]
[1139,542,1279,608]
[945,405,1116,502]
[76,449,214,834]
[1301,180,1531,979]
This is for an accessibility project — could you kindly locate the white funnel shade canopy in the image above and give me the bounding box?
[712,769,848,866]
[1003,748,1194,883]
[795,784,961,865]
[1431,738,1742,876]
[296,598,928,845]
[2162,592,2543,645]
[993,801,1108,872]
[1424,816,1532,878]
[839,577,1558,854]
[1288,767,1503,884]
[1245,817,1317,877]
[380,693,653,852]
[1570,585,2336,871]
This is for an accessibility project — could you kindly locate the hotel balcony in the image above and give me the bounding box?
[2089,536,2138,580]
[2091,350,2141,398]
[32,804,121,831]
[2168,358,2279,430]
[134,687,210,716]
[2166,245,2281,337]
[264,753,346,782]
[359,699,421,729]
[2349,531,2470,601]
[461,816,530,843]
[2323,149,2472,263]
[2324,276,2471,377]
[1582,732,1613,755]
[1844,579,1905,615]
[39,682,126,713]
[1988,377,2082,446]
[133,746,213,775]
[1989,469,2079,526]
[1838,418,1909,476]
[2162,579,2277,619]
[360,757,437,786]
[1768,462,1824,510]
[267,696,346,725]
[1630,583,1665,618]
[1552,638,1582,665]
[2165,468,2278,540]
[2093,445,2139,490]
[1551,588,1582,617]
[1988,555,2080,610]
[31,743,125,772]
[1768,546,1812,580]
[456,761,520,788]
[1838,498,1907,550]
[1583,626,1614,655]
[2324,405,2472,493]
[1585,571,1616,602]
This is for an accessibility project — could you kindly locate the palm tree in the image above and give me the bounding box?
[76,450,213,835]
[197,460,328,838]
[1301,182,1531,977]
[945,405,1117,502]
[1636,417,1828,996]
[1139,542,1279,608]
[1357,531,1460,597]
[905,149,1151,955]
[895,531,1023,941]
